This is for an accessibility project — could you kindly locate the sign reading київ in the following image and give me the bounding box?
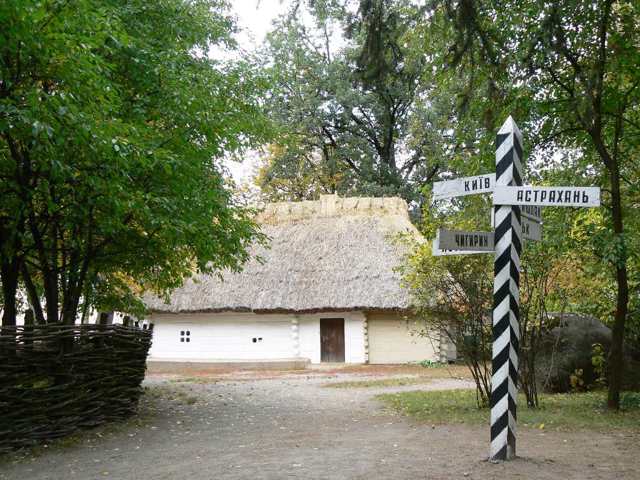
[432,173,496,200]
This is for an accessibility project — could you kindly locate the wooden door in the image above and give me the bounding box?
[320,318,345,362]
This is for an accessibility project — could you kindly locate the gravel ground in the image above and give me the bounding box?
[1,370,638,480]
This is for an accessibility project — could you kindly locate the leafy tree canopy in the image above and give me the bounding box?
[256,0,445,206]
[0,0,271,324]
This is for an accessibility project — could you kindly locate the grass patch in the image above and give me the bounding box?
[418,360,449,369]
[378,389,640,431]
[324,377,434,389]
[324,364,469,389]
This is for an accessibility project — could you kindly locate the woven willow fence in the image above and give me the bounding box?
[0,323,153,452]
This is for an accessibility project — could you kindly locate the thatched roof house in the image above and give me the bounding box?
[147,195,452,366]
[146,195,417,314]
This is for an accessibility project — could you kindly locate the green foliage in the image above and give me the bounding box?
[254,144,341,201]
[402,237,494,406]
[570,368,587,392]
[621,392,640,409]
[419,359,445,369]
[429,0,639,323]
[257,0,442,205]
[592,343,607,388]
[323,377,433,389]
[0,0,271,322]
[519,240,576,407]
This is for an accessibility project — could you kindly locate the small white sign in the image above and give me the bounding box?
[493,186,600,207]
[433,173,495,201]
[521,217,542,241]
[521,204,542,223]
[437,228,494,252]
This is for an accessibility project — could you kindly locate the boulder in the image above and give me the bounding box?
[536,313,611,393]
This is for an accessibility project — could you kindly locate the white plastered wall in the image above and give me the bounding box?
[149,311,366,364]
[148,312,294,362]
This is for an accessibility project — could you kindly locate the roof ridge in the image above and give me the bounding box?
[257,194,409,224]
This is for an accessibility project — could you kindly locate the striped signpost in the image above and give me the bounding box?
[430,116,601,462]
[490,117,522,461]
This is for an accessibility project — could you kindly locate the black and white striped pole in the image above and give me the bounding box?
[490,116,523,461]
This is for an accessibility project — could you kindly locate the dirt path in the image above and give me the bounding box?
[1,370,638,480]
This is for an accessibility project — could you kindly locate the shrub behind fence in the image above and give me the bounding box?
[0,323,153,452]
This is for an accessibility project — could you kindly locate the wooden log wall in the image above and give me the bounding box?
[0,323,153,452]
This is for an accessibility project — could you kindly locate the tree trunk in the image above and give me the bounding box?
[607,165,628,410]
[43,269,59,324]
[1,257,20,326]
[589,128,629,411]
[21,263,46,324]
[99,311,114,325]
[380,108,397,176]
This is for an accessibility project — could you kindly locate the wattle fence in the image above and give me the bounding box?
[0,323,153,452]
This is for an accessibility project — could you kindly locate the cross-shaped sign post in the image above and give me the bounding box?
[431,117,601,462]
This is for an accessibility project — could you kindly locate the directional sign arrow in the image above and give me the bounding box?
[433,173,495,201]
[493,186,600,207]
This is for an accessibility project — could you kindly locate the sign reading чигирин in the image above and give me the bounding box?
[437,229,494,252]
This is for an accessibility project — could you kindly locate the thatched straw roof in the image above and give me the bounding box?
[145,195,422,314]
